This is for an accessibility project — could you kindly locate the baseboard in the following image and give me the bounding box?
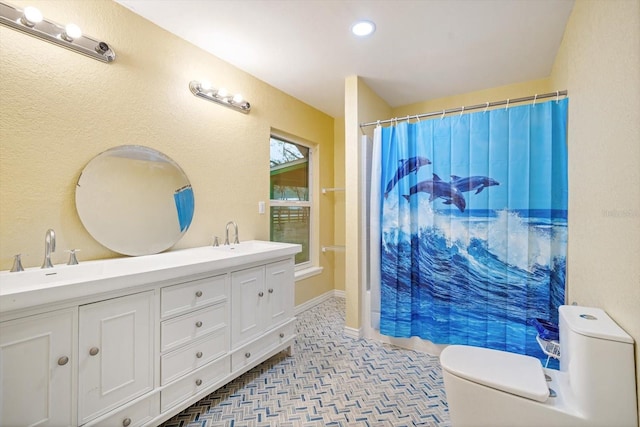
[343,325,361,339]
[294,289,345,315]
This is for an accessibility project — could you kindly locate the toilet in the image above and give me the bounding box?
[440,305,638,427]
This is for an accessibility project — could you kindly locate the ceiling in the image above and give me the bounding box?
[114,0,575,118]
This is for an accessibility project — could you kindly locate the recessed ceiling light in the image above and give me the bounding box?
[351,20,375,37]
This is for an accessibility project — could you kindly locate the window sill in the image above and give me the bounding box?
[295,266,323,281]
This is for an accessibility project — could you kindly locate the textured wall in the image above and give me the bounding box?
[0,0,335,304]
[550,0,640,415]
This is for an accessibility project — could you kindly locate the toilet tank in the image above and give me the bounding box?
[559,305,637,426]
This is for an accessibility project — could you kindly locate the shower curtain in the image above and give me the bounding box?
[370,98,568,361]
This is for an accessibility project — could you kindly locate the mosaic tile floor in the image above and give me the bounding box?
[161,297,450,427]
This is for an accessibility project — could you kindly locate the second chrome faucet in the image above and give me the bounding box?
[224,221,239,245]
[42,228,56,269]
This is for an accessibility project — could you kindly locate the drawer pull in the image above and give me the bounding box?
[258,291,264,297]
[245,352,251,358]
[57,356,69,366]
[268,288,274,294]
[89,347,99,356]
[279,332,285,338]
[195,379,202,386]
[122,418,132,427]
[195,321,203,328]
[196,351,203,358]
[195,290,203,297]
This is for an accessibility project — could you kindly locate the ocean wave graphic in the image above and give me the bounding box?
[379,207,567,362]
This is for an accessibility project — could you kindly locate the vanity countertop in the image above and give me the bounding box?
[0,240,301,314]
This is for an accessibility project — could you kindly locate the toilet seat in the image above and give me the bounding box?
[440,345,549,402]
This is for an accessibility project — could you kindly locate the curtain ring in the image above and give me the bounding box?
[556,90,560,103]
[441,109,445,120]
[505,99,510,110]
[533,94,538,107]
[405,115,410,123]
[416,114,421,122]
[460,106,465,116]
[484,102,489,113]
[376,120,381,128]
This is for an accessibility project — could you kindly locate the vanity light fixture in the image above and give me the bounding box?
[0,1,116,63]
[189,80,251,114]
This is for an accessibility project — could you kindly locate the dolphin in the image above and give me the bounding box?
[450,175,500,194]
[402,174,466,212]
[384,156,432,199]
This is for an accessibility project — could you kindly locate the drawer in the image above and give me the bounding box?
[84,393,159,427]
[160,356,230,413]
[161,303,227,352]
[231,320,295,373]
[161,274,228,318]
[161,327,228,385]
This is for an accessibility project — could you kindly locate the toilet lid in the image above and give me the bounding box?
[440,345,549,403]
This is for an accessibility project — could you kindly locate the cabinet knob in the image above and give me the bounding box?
[57,356,69,366]
[122,417,131,427]
[89,347,100,356]
[245,352,251,358]
[268,288,274,294]
[195,379,202,386]
[195,290,203,297]
[196,351,203,358]
[195,321,203,328]
[279,332,285,338]
[258,291,264,297]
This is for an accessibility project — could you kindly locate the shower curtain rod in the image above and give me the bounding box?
[359,90,568,128]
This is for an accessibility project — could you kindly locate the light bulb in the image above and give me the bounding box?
[200,80,212,91]
[62,23,82,42]
[351,20,375,37]
[217,88,228,98]
[232,94,243,104]
[21,6,43,27]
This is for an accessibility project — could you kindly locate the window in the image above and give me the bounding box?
[269,135,311,266]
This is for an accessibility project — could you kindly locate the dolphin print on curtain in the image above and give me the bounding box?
[373,98,568,363]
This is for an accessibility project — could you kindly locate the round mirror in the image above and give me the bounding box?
[76,145,194,256]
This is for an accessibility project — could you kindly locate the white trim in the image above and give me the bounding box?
[294,289,343,315]
[343,325,362,339]
[294,266,323,281]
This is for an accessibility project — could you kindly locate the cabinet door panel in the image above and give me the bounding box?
[79,291,154,424]
[0,309,75,427]
[265,259,294,328]
[230,266,264,348]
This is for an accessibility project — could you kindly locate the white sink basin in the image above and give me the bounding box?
[0,262,106,291]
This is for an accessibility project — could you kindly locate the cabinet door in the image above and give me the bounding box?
[0,308,76,427]
[230,266,265,347]
[78,291,154,424]
[265,258,294,328]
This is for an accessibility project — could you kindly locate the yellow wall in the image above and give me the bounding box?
[0,0,335,305]
[344,76,391,331]
[392,78,553,118]
[332,117,346,293]
[550,0,640,413]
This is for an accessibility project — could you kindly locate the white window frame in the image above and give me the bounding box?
[269,133,315,272]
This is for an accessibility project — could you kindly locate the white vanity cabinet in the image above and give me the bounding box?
[0,241,300,427]
[78,291,155,424]
[0,308,76,427]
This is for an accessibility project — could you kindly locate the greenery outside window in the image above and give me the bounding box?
[270,135,311,267]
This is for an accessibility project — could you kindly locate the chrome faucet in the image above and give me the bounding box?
[224,221,239,245]
[41,228,56,269]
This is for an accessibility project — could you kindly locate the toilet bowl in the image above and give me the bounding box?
[440,305,638,427]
